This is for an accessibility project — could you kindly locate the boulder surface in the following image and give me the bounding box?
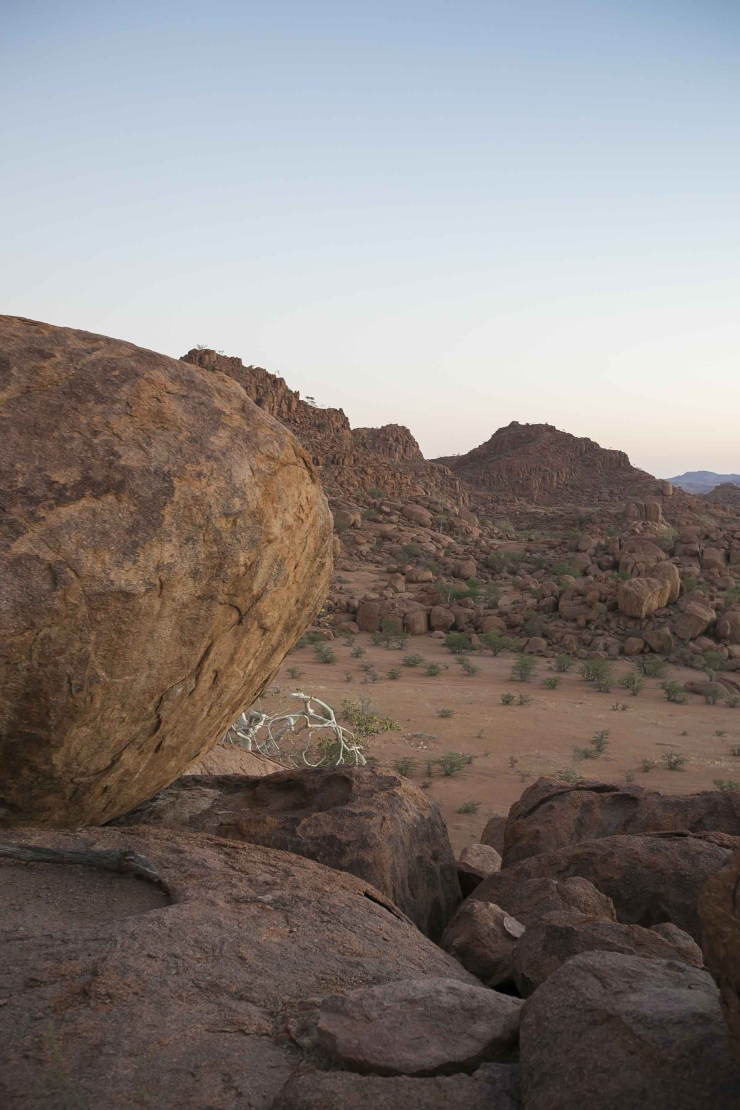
[0,316,332,826]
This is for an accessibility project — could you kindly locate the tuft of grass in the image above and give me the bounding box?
[287,666,302,679]
[456,800,481,814]
[713,778,740,792]
[640,757,658,772]
[438,707,455,718]
[351,645,365,658]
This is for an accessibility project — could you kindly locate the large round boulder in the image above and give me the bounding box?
[0,316,332,826]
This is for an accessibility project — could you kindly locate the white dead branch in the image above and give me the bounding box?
[223,692,366,768]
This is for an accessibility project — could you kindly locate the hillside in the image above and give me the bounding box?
[669,470,740,494]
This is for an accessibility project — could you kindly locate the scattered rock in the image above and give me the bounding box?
[617,577,670,618]
[512,911,703,996]
[0,317,331,827]
[477,875,616,928]
[501,778,740,866]
[519,952,740,1109]
[474,832,737,942]
[457,843,502,896]
[441,900,525,987]
[316,977,522,1076]
[112,767,461,939]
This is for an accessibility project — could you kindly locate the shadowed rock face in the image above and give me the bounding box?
[0,316,332,827]
[700,848,740,1061]
[112,766,462,939]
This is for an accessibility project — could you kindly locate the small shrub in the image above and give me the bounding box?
[305,630,325,644]
[438,708,455,718]
[580,659,611,684]
[716,728,728,737]
[425,662,442,676]
[351,646,365,658]
[543,675,562,689]
[591,729,611,753]
[480,630,515,656]
[641,656,669,678]
[435,751,467,776]
[421,779,432,788]
[620,673,644,697]
[512,654,538,682]
[508,755,518,767]
[402,653,425,667]
[501,692,516,705]
[554,653,575,673]
[367,486,385,498]
[662,750,689,771]
[456,800,481,814]
[387,668,401,680]
[344,671,354,682]
[727,695,740,708]
[518,693,532,706]
[640,758,658,772]
[342,698,401,738]
[461,658,480,676]
[315,643,337,664]
[371,631,385,646]
[287,666,302,679]
[556,767,584,785]
[730,745,740,757]
[704,685,724,705]
[445,632,473,655]
[702,651,728,674]
[343,634,357,647]
[713,778,740,792]
[661,681,687,704]
[611,701,629,711]
[392,756,416,777]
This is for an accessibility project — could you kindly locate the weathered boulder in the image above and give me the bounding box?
[0,316,331,827]
[429,605,455,632]
[480,814,508,854]
[271,1063,520,1110]
[403,609,429,635]
[618,538,667,575]
[457,843,501,896]
[500,778,740,866]
[717,611,740,644]
[112,767,461,939]
[624,635,646,654]
[617,576,670,618]
[440,900,525,987]
[356,600,382,632]
[512,911,703,996]
[700,849,740,1060]
[476,875,616,927]
[675,593,716,640]
[0,826,473,1110]
[648,559,681,602]
[316,978,522,1076]
[644,626,675,653]
[519,952,740,1110]
[473,832,737,942]
[402,503,433,528]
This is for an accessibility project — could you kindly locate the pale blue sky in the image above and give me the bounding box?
[2,1,739,476]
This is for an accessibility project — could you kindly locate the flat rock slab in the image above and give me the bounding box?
[271,1063,520,1109]
[317,977,522,1076]
[0,826,475,1110]
[520,952,740,1110]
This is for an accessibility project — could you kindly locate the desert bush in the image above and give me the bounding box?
[387,668,401,679]
[481,630,515,655]
[512,654,538,682]
[342,698,401,738]
[518,693,532,706]
[425,662,442,676]
[342,634,357,647]
[634,656,668,678]
[704,685,724,705]
[351,645,365,658]
[661,680,687,703]
[287,666,302,679]
[456,800,481,814]
[367,486,385,498]
[402,653,425,667]
[434,751,467,776]
[619,673,644,697]
[398,543,422,562]
[727,695,740,709]
[345,671,353,682]
[713,778,740,792]
[591,729,610,753]
[662,750,688,771]
[392,756,416,777]
[556,767,583,785]
[702,651,728,674]
[729,745,740,756]
[554,653,575,672]
[445,632,474,655]
[438,707,455,718]
[315,643,337,664]
[501,692,516,705]
[460,658,480,676]
[543,675,562,689]
[640,758,658,772]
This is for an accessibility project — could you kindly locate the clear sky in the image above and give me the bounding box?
[2,1,739,477]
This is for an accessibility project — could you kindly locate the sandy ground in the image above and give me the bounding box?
[266,628,740,854]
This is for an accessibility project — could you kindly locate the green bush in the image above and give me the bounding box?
[704,685,724,705]
[713,778,740,792]
[460,658,480,676]
[287,666,302,679]
[392,756,416,777]
[425,662,442,676]
[438,707,455,718]
[480,630,515,656]
[702,651,728,674]
[351,645,365,658]
[402,653,425,667]
[367,486,385,498]
[511,654,538,682]
[727,695,740,709]
[661,680,687,703]
[619,673,644,697]
[456,800,481,814]
[556,767,583,784]
[518,693,532,706]
[387,668,401,679]
[315,643,337,664]
[554,653,575,672]
[640,757,657,772]
[543,675,562,690]
[341,698,401,738]
[501,692,516,705]
[434,751,467,776]
[444,632,474,655]
[662,750,688,771]
[634,656,668,678]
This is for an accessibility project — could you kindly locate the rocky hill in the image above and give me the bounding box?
[705,484,740,508]
[181,348,465,503]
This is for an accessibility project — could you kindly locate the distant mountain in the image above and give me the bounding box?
[668,471,740,494]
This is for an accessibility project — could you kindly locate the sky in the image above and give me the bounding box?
[2,0,739,477]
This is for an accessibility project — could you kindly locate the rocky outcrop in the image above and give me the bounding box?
[473,832,737,942]
[111,767,461,939]
[440,900,525,987]
[0,317,332,827]
[0,825,474,1110]
[457,843,502,896]
[519,952,740,1109]
[700,849,740,1061]
[500,778,740,866]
